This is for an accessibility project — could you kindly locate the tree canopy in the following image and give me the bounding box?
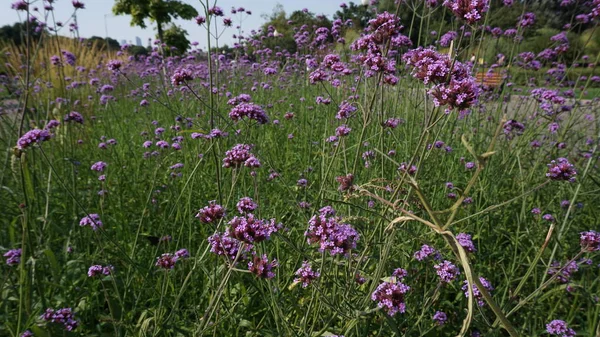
[112,0,198,43]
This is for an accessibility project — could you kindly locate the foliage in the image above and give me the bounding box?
[112,0,198,42]
[161,24,190,55]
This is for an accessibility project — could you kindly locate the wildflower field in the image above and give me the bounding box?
[1,0,600,336]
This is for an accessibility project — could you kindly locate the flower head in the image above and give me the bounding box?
[17,129,52,150]
[294,261,320,287]
[196,201,225,223]
[546,320,576,337]
[4,248,22,266]
[547,158,576,182]
[371,279,411,316]
[79,214,103,230]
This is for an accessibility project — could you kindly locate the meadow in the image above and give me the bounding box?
[1,0,600,336]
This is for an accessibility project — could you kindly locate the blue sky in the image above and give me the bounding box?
[1,0,343,49]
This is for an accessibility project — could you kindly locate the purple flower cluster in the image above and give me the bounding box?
[294,261,320,287]
[208,232,245,261]
[429,77,479,112]
[305,206,360,256]
[4,248,22,266]
[414,244,441,261]
[64,111,84,124]
[371,278,411,316]
[87,264,114,277]
[456,233,476,252]
[155,249,189,269]
[227,214,279,244]
[503,120,525,139]
[236,197,257,214]
[17,128,53,150]
[229,102,269,124]
[336,173,354,192]
[580,230,600,251]
[91,161,107,172]
[41,307,79,331]
[462,276,493,306]
[79,213,103,230]
[546,320,576,337]
[171,67,194,85]
[548,260,578,283]
[433,310,448,326]
[519,12,536,28]
[546,158,576,182]
[434,260,461,283]
[248,253,278,279]
[106,59,122,72]
[443,0,489,24]
[196,200,225,223]
[222,144,261,168]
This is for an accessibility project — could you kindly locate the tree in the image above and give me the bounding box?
[112,0,198,44]
[162,24,190,55]
[333,1,375,31]
[87,36,120,51]
[0,21,44,46]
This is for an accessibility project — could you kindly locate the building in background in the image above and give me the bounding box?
[135,36,142,46]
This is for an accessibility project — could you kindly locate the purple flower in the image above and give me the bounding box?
[580,230,600,251]
[79,214,103,230]
[434,260,460,283]
[208,232,244,261]
[248,253,277,279]
[41,307,79,331]
[547,158,576,182]
[305,206,360,256]
[156,253,177,269]
[195,16,206,25]
[175,248,190,259]
[294,261,320,287]
[223,144,259,168]
[546,320,576,337]
[228,214,279,244]
[542,214,555,222]
[335,125,351,137]
[443,0,489,24]
[392,268,408,279]
[91,161,107,172]
[107,60,122,72]
[11,1,28,10]
[171,67,193,86]
[72,1,85,9]
[433,311,448,326]
[503,120,525,139]
[519,12,536,28]
[462,276,493,306]
[336,173,354,192]
[336,102,357,119]
[236,197,257,214]
[371,279,411,316]
[20,331,33,337]
[4,248,22,266]
[456,233,476,252]
[64,111,84,124]
[383,118,403,128]
[88,264,113,277]
[229,103,269,124]
[548,260,578,283]
[196,201,225,223]
[414,244,441,261]
[17,129,53,150]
